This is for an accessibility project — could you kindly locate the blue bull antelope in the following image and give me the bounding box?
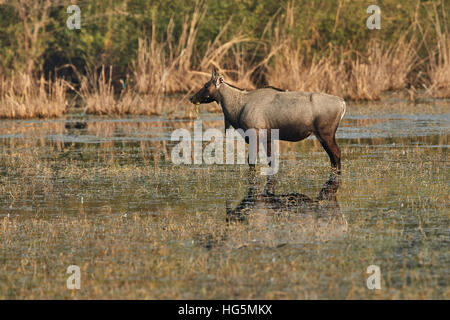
[190,67,346,172]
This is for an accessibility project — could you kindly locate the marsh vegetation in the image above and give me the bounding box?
[0,0,449,118]
[0,101,448,299]
[0,0,448,301]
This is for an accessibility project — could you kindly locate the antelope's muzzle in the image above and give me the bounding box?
[189,96,199,105]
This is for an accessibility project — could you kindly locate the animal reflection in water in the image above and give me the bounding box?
[227,173,342,224]
[196,173,347,250]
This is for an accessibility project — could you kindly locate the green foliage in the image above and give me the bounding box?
[0,0,447,80]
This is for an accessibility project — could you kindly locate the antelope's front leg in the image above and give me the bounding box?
[247,133,259,172]
[247,129,270,172]
[224,118,231,134]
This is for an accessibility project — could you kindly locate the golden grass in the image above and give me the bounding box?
[69,0,450,110]
[348,36,418,100]
[265,4,419,100]
[64,0,449,108]
[132,35,166,114]
[428,44,450,98]
[0,73,70,119]
[79,66,154,116]
[425,2,450,98]
[78,2,258,116]
[0,1,449,120]
[157,3,254,93]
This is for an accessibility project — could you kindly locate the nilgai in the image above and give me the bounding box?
[190,67,346,172]
[226,173,341,223]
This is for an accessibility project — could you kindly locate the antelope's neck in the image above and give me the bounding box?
[217,83,246,126]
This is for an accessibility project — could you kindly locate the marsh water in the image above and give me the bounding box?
[0,100,448,299]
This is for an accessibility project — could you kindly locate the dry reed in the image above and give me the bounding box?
[425,1,450,98]
[1,1,449,120]
[82,1,259,116]
[265,4,419,100]
[161,3,253,93]
[79,65,163,116]
[87,0,447,103]
[132,28,166,114]
[348,36,418,100]
[0,73,70,119]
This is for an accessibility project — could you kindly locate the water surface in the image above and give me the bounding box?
[0,101,448,299]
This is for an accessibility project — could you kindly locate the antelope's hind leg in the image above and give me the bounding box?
[247,129,273,171]
[314,132,341,172]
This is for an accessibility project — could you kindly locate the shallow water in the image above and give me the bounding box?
[0,101,448,299]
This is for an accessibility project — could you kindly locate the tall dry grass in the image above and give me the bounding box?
[134,1,283,93]
[0,73,70,119]
[425,2,450,98]
[78,65,162,116]
[81,2,265,116]
[128,0,447,101]
[132,28,166,114]
[348,36,418,100]
[161,4,253,93]
[266,38,418,100]
[265,4,419,100]
[1,1,449,120]
[68,0,449,105]
[428,43,450,98]
[78,65,115,115]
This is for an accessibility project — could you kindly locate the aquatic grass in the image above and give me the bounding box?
[0,73,71,119]
[78,65,166,116]
[0,103,448,299]
[424,2,450,98]
[134,2,257,94]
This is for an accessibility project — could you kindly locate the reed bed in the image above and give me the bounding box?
[152,5,256,93]
[78,66,158,116]
[425,3,450,98]
[106,0,447,109]
[264,4,419,100]
[0,1,449,119]
[0,73,70,119]
[428,44,450,98]
[348,36,418,100]
[79,4,258,116]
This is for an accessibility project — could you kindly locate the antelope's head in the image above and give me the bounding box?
[189,67,224,105]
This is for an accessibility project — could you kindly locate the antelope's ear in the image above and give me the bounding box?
[215,75,224,87]
[211,67,218,81]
